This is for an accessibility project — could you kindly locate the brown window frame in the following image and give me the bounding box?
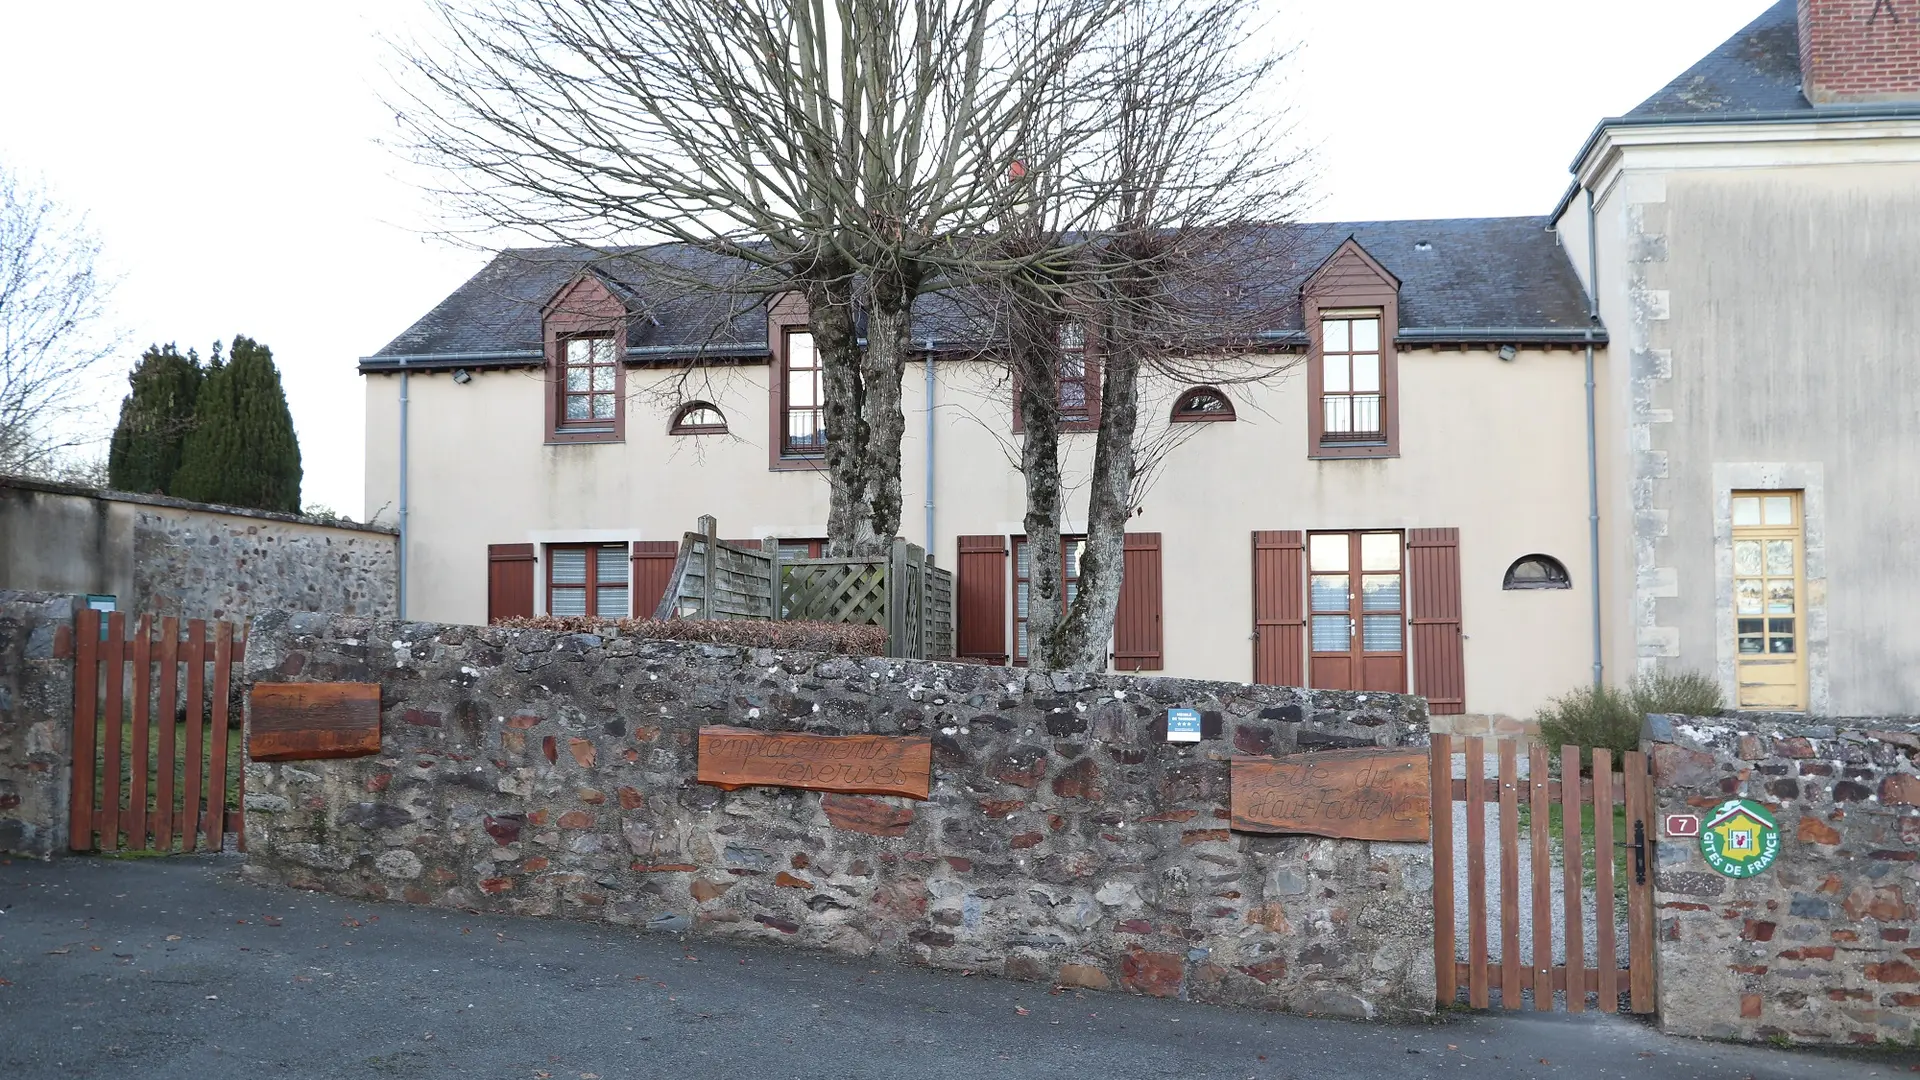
[1011,534,1086,666]
[1171,385,1236,423]
[767,294,827,472]
[1306,530,1407,693]
[669,401,728,435]
[1303,239,1400,459]
[1315,313,1386,443]
[776,538,829,560]
[1012,322,1101,435]
[545,542,631,619]
[545,332,626,444]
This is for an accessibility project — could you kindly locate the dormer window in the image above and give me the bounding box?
[1058,324,1090,421]
[1302,237,1400,459]
[542,271,628,444]
[559,336,618,430]
[1318,313,1383,441]
[781,329,825,454]
[1012,321,1100,434]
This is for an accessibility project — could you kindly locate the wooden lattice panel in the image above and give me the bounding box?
[782,559,889,626]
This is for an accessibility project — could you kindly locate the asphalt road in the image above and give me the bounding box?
[0,857,1911,1080]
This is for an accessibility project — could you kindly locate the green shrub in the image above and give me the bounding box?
[1537,684,1642,775]
[1628,669,1724,717]
[1537,669,1723,774]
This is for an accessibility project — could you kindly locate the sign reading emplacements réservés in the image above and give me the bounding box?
[1229,747,1431,843]
[696,726,931,800]
[1166,708,1202,742]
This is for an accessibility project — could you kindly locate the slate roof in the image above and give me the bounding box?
[1625,1,1808,119]
[363,217,1600,372]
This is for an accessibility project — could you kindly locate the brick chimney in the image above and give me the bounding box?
[1799,0,1920,105]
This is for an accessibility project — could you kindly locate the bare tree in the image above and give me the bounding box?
[391,0,1117,554]
[0,164,117,478]
[992,0,1311,671]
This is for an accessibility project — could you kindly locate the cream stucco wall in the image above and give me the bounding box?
[367,341,1598,717]
[1572,121,1920,714]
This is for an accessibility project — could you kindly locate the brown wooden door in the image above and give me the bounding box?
[1307,531,1405,693]
[1251,531,1305,686]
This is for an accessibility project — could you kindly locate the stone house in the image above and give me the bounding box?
[359,0,1920,719]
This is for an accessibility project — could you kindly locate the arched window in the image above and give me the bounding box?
[1171,386,1235,423]
[1504,554,1571,590]
[670,402,727,435]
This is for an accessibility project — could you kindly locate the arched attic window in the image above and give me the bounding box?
[1504,554,1571,590]
[669,402,728,435]
[1171,386,1235,423]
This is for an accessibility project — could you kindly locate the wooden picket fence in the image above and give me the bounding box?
[1430,734,1656,1013]
[654,515,954,659]
[68,609,247,853]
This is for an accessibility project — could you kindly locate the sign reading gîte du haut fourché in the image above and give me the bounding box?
[1229,747,1431,843]
[696,726,932,800]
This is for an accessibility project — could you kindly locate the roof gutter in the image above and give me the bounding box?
[1554,103,1920,220]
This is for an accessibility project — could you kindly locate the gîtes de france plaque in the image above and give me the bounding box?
[696,726,932,800]
[1229,747,1431,843]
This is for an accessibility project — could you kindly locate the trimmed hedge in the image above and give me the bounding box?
[492,616,889,656]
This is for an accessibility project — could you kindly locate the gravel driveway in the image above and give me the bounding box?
[1446,750,1632,1004]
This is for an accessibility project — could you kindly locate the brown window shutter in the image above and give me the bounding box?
[1251,531,1305,686]
[487,544,536,624]
[1114,533,1163,671]
[630,541,680,620]
[1408,527,1466,715]
[955,535,1009,663]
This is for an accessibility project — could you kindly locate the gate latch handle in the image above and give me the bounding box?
[1632,820,1648,886]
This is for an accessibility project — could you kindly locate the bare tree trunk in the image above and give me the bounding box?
[853,268,920,555]
[1010,279,1068,671]
[809,267,872,557]
[1060,284,1142,671]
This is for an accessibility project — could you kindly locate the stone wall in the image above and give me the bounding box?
[1648,713,1920,1044]
[240,612,1437,1019]
[0,475,396,623]
[0,592,75,857]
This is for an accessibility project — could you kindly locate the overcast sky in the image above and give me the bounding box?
[0,0,1772,518]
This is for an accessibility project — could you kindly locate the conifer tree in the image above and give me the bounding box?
[106,343,204,493]
[171,335,302,511]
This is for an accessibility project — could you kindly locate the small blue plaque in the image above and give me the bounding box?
[1167,707,1202,743]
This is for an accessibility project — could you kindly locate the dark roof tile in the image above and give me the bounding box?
[367,217,1596,368]
[1624,1,1808,119]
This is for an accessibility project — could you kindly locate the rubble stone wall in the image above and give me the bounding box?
[240,611,1437,1019]
[1648,713,1920,1044]
[0,592,76,857]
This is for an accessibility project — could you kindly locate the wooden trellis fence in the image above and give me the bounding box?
[67,609,248,853]
[653,516,953,659]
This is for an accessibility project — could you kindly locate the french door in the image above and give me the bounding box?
[1307,531,1407,693]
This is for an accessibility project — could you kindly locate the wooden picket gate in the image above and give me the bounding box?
[68,608,247,853]
[1430,734,1657,1013]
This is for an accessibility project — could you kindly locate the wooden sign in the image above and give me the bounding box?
[249,682,382,762]
[697,726,931,800]
[1230,748,1430,842]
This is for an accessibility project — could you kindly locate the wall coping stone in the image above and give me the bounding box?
[0,473,396,535]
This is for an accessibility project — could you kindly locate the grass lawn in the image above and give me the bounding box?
[84,716,243,853]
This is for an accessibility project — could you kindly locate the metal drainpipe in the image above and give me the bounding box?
[1584,186,1603,688]
[923,340,936,553]
[397,357,410,621]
